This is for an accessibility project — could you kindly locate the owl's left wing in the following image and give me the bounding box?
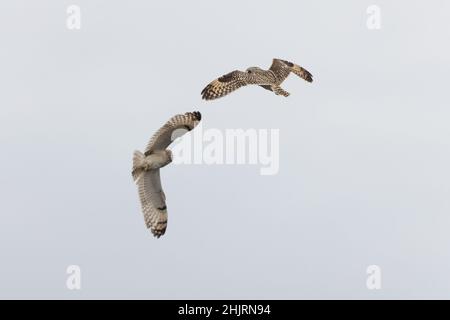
[269,59,313,83]
[136,169,168,238]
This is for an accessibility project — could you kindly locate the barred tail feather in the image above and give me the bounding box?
[132,150,145,182]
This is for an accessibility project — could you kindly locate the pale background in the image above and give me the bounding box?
[0,0,449,299]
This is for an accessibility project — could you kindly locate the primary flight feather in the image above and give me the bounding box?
[132,111,202,238]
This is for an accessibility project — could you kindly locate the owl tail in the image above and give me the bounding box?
[132,150,145,183]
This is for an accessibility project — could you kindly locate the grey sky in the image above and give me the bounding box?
[0,0,449,299]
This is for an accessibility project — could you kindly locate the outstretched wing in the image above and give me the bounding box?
[201,70,260,100]
[136,169,168,238]
[269,59,313,83]
[145,111,201,155]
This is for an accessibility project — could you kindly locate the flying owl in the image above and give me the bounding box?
[201,58,313,100]
[132,111,202,238]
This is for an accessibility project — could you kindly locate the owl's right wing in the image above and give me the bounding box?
[201,70,260,100]
[144,111,202,155]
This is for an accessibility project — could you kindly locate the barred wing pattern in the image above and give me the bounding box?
[137,169,168,238]
[201,70,267,100]
[145,111,202,155]
[269,59,313,83]
[134,111,202,238]
[201,58,313,100]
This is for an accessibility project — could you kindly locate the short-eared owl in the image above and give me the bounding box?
[201,58,313,100]
[132,111,202,238]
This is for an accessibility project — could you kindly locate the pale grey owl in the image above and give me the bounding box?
[132,111,202,238]
[201,58,313,100]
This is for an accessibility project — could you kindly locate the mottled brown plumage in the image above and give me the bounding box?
[132,111,202,238]
[201,58,313,100]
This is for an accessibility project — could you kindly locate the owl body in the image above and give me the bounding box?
[144,150,173,170]
[202,58,313,100]
[132,112,202,238]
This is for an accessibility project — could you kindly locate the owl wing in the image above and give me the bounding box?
[269,59,313,83]
[201,70,261,100]
[145,111,202,155]
[136,169,168,238]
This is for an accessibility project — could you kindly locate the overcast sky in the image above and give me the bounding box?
[0,0,449,299]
